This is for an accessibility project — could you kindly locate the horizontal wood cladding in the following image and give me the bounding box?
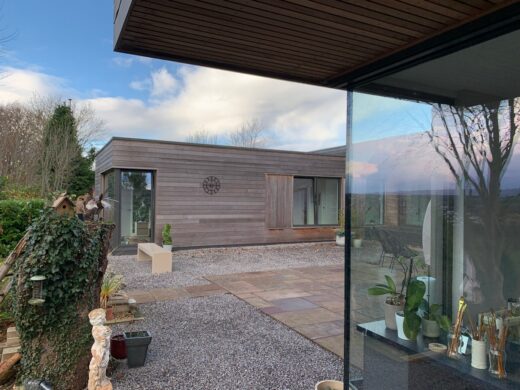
[96,138,344,247]
[115,0,510,88]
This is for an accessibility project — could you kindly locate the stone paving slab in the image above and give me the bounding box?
[206,262,398,365]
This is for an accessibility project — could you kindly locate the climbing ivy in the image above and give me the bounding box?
[11,208,113,389]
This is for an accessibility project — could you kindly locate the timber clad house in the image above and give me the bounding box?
[95,137,345,250]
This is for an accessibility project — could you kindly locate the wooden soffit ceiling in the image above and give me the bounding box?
[114,0,518,90]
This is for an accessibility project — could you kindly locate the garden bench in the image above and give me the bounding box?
[137,243,172,274]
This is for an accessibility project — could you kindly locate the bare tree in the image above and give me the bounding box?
[0,103,41,186]
[186,129,220,145]
[228,119,267,148]
[0,96,105,194]
[428,99,519,310]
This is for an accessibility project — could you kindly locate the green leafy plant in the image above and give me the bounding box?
[11,208,114,389]
[336,209,345,237]
[100,273,123,309]
[421,301,451,332]
[368,275,403,305]
[162,224,172,245]
[403,279,426,339]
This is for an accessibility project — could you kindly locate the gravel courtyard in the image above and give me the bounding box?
[111,295,347,390]
[108,242,344,290]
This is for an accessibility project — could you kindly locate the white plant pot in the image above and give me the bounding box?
[335,235,345,246]
[353,238,363,248]
[471,339,487,369]
[396,311,411,340]
[315,380,344,390]
[384,302,404,330]
[422,318,440,338]
[163,244,172,251]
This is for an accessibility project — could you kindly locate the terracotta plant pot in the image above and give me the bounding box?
[315,380,344,390]
[422,318,440,338]
[384,301,404,330]
[110,334,127,360]
[106,306,114,321]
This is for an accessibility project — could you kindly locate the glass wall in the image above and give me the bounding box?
[293,176,339,226]
[350,32,520,389]
[120,170,154,246]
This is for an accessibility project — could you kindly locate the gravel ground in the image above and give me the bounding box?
[111,294,353,390]
[108,242,344,290]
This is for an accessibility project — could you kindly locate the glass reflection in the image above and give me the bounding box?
[351,94,520,388]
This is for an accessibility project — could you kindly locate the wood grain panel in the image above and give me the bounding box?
[115,0,510,89]
[265,175,293,229]
[96,138,344,248]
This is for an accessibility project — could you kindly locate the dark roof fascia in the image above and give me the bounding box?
[325,2,520,91]
[96,137,346,159]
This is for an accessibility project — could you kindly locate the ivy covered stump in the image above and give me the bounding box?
[12,209,114,390]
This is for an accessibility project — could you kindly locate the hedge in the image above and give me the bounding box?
[0,199,45,258]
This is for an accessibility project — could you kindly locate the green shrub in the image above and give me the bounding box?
[0,199,45,258]
[12,209,114,389]
[162,224,172,245]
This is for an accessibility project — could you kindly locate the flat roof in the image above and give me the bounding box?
[114,0,519,100]
[96,136,346,159]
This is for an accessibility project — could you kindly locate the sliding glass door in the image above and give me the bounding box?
[293,176,340,226]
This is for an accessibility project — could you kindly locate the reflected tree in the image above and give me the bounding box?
[428,98,520,310]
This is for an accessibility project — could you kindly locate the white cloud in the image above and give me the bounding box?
[112,55,153,68]
[0,64,351,151]
[0,67,70,103]
[130,67,178,98]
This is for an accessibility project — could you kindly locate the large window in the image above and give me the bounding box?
[120,170,154,246]
[293,177,339,226]
[350,30,520,390]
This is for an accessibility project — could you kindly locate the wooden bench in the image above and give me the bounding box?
[137,243,172,274]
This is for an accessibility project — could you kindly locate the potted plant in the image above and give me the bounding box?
[124,331,152,368]
[315,380,343,390]
[396,278,426,341]
[100,273,123,321]
[368,275,404,330]
[420,302,451,338]
[335,209,345,246]
[162,224,172,251]
[110,334,127,360]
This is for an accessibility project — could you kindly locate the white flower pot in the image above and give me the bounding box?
[384,302,404,330]
[396,311,411,340]
[353,238,363,248]
[422,318,440,338]
[315,380,343,390]
[335,235,345,246]
[163,244,172,251]
[471,339,487,369]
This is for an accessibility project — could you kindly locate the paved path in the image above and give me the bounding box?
[125,250,399,370]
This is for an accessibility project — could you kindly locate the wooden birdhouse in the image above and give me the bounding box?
[52,194,75,217]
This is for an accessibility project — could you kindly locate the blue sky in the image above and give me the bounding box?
[1,0,431,151]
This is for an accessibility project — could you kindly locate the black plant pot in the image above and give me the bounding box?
[124,331,152,368]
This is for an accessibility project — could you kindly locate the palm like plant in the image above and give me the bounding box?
[100,273,123,309]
